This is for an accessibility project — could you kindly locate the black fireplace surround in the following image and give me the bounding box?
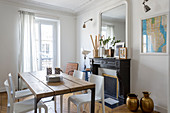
[90,58,131,104]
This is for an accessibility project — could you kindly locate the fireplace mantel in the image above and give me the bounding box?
[90,58,131,104]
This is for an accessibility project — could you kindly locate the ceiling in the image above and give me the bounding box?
[5,0,104,13]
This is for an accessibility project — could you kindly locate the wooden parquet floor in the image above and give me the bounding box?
[0,92,159,113]
[0,92,115,113]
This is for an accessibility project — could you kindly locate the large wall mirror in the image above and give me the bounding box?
[99,1,130,57]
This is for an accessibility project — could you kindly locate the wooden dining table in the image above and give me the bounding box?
[18,71,95,113]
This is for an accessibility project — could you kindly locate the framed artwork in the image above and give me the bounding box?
[141,14,168,54]
[114,42,124,58]
[119,47,127,59]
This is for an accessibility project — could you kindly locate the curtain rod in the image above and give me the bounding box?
[18,10,60,21]
[18,10,35,15]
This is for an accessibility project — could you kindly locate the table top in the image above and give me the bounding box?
[18,71,95,99]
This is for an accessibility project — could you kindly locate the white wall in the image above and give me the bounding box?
[0,1,76,91]
[76,0,169,112]
[131,0,169,112]
[0,3,19,91]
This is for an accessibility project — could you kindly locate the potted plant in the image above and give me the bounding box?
[99,36,111,47]
[111,36,121,48]
[109,36,121,57]
[99,36,111,57]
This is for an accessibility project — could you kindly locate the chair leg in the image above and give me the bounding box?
[60,95,63,113]
[68,98,71,113]
[39,108,41,113]
[77,105,81,113]
[89,103,91,113]
[82,104,85,112]
[7,105,10,113]
[54,96,56,112]
[44,105,48,113]
[102,99,105,113]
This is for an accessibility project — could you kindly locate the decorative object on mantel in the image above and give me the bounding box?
[119,47,127,59]
[114,42,125,58]
[140,91,154,113]
[99,36,111,48]
[98,35,105,57]
[83,18,93,28]
[90,35,100,57]
[126,93,139,112]
[82,50,91,70]
[111,36,121,48]
[99,36,111,57]
[110,36,121,57]
[141,14,167,54]
[143,0,151,12]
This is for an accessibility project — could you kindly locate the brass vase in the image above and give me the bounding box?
[126,94,139,112]
[140,92,154,113]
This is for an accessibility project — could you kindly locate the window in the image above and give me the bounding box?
[35,18,60,70]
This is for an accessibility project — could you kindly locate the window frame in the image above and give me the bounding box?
[35,18,59,70]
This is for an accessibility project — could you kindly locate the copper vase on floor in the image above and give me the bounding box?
[126,94,139,112]
[140,91,154,113]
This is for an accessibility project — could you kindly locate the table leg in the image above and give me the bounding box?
[91,87,95,113]
[34,97,40,113]
[85,72,88,81]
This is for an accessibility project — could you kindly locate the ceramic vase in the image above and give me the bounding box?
[126,94,139,112]
[140,91,154,113]
[99,47,105,57]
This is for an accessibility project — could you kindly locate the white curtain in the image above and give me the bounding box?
[106,25,114,48]
[106,25,114,38]
[18,11,38,73]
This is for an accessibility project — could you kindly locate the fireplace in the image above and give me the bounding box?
[103,74,119,99]
[90,58,130,107]
[99,68,119,99]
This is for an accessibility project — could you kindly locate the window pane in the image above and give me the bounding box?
[41,24,53,70]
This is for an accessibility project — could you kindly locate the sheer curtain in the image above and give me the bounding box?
[106,25,114,38]
[18,11,38,73]
[106,25,114,48]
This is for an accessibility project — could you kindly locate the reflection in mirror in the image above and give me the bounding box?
[101,4,126,49]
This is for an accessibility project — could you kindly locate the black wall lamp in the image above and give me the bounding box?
[83,18,93,28]
[143,0,151,12]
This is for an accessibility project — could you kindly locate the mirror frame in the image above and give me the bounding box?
[98,0,131,58]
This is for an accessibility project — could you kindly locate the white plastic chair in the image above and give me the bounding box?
[68,74,105,113]
[8,73,33,101]
[4,80,48,113]
[73,70,84,80]
[59,70,84,113]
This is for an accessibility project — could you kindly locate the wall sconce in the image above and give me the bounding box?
[83,18,93,28]
[143,0,151,12]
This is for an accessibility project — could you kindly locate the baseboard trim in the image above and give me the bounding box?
[155,105,168,113]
